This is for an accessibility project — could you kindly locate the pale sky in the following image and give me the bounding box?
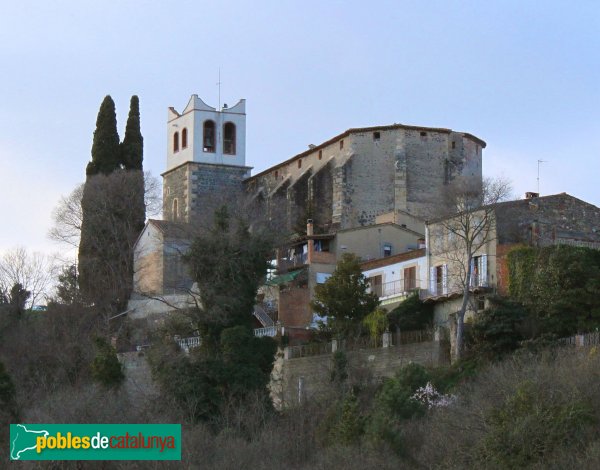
[1,1,599,256]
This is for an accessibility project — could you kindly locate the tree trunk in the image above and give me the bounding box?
[455,256,473,361]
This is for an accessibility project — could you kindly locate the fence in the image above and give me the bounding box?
[284,329,434,359]
[560,331,600,347]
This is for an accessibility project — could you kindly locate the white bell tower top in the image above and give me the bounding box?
[166,95,247,171]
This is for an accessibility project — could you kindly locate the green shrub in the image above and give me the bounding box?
[476,380,596,467]
[90,337,124,388]
[470,296,527,359]
[388,293,433,331]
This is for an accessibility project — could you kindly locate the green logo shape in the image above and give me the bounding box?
[10,424,181,461]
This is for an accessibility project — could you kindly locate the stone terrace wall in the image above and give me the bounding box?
[272,340,449,408]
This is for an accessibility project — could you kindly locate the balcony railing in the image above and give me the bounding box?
[369,279,422,299]
[277,252,308,272]
[254,325,283,337]
[176,336,201,352]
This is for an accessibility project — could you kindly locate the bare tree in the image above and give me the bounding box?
[0,247,58,308]
[427,176,512,359]
[48,171,161,249]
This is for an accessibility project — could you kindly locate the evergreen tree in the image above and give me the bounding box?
[78,96,146,310]
[85,96,121,176]
[120,95,146,235]
[121,95,143,170]
[311,253,380,338]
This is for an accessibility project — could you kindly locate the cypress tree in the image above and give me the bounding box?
[121,95,146,234]
[121,95,143,170]
[86,96,121,175]
[78,95,146,313]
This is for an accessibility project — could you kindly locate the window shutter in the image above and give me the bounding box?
[469,257,475,287]
[430,266,436,295]
[442,264,448,294]
[480,254,488,287]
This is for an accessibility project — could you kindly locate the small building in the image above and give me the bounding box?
[423,192,600,336]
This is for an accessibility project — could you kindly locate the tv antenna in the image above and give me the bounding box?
[537,159,548,194]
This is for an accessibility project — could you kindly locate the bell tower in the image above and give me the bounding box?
[162,95,251,224]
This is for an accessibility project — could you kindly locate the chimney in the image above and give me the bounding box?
[307,219,314,263]
[525,192,539,199]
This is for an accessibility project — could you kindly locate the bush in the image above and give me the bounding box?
[476,380,595,467]
[470,295,527,359]
[388,293,433,332]
[91,337,124,388]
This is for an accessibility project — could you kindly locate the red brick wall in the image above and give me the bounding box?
[279,286,311,328]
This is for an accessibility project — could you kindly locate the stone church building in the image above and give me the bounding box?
[130,94,486,320]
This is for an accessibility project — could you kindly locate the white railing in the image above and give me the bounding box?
[176,336,201,352]
[254,325,283,337]
[370,279,422,298]
[253,305,275,327]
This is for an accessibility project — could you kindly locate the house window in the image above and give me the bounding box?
[430,264,448,295]
[316,272,332,284]
[318,150,322,160]
[172,198,179,221]
[368,275,383,297]
[173,131,179,153]
[181,128,188,149]
[223,122,236,155]
[383,243,392,257]
[373,131,380,141]
[298,159,302,169]
[420,131,427,137]
[274,170,278,178]
[339,140,344,150]
[435,265,443,294]
[451,141,456,149]
[203,120,215,152]
[471,255,488,287]
[404,266,416,291]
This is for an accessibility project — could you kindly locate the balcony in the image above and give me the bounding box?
[369,279,422,305]
[277,252,308,272]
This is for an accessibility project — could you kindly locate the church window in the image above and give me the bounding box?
[203,120,215,152]
[373,131,380,141]
[173,132,179,153]
[173,199,179,221]
[223,122,236,155]
[339,140,344,150]
[298,159,302,169]
[181,128,188,149]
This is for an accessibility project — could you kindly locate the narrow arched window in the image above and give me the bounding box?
[173,132,180,153]
[203,120,215,152]
[223,122,236,155]
[173,198,179,221]
[181,128,188,149]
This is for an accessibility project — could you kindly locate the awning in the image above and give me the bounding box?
[266,269,305,286]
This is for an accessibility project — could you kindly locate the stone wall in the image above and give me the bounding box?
[163,162,249,224]
[272,340,449,408]
[245,126,483,233]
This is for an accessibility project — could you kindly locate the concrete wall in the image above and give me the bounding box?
[133,223,164,295]
[334,223,423,261]
[273,340,448,408]
[166,95,247,171]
